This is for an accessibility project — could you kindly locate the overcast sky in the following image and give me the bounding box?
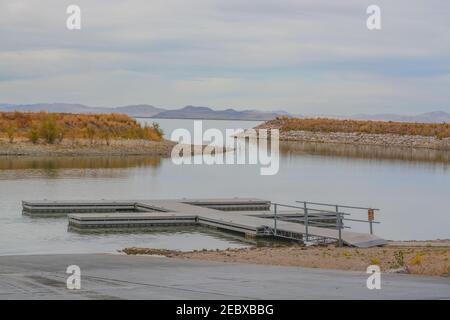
[0,0,449,115]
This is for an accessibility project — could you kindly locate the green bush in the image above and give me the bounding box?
[4,125,16,143]
[28,126,39,144]
[39,117,60,144]
[394,251,404,267]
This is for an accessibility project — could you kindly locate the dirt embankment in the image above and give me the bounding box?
[122,241,450,277]
[0,139,176,157]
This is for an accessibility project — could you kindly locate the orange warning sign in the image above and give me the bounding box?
[368,209,374,221]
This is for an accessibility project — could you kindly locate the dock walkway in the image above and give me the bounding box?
[22,198,387,248]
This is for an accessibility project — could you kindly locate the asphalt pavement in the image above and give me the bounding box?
[0,253,449,299]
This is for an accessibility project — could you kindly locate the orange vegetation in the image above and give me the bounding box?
[0,112,163,144]
[275,117,450,139]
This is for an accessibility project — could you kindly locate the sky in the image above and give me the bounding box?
[0,0,449,115]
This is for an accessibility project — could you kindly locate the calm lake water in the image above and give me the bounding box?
[0,118,449,255]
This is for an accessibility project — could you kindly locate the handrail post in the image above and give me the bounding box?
[303,202,309,242]
[274,203,277,236]
[335,205,339,229]
[336,205,343,247]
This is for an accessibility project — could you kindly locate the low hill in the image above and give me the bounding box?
[347,111,450,123]
[154,105,283,120]
[113,105,165,117]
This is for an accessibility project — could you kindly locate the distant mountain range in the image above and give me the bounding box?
[0,103,286,121]
[0,103,449,123]
[0,103,165,118]
[154,105,285,120]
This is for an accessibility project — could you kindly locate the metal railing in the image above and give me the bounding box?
[270,201,380,247]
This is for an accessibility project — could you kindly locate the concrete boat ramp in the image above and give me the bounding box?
[22,198,387,248]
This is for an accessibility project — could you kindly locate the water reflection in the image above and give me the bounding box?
[68,225,254,244]
[0,156,162,179]
[280,141,450,166]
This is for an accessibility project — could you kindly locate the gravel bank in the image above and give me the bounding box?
[0,139,176,157]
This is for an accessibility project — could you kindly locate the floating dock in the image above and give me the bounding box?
[22,198,387,248]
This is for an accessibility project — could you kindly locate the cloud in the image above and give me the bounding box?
[0,0,449,114]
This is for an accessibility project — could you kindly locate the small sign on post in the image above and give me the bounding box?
[368,209,374,221]
[368,209,374,234]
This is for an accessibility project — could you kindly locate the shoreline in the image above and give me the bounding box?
[277,131,450,150]
[0,139,176,157]
[123,240,450,277]
[0,139,231,158]
[254,121,450,151]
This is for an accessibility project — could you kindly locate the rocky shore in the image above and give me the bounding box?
[255,123,450,150]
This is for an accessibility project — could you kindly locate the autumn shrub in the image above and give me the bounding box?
[57,128,65,143]
[85,125,96,145]
[276,118,450,138]
[152,122,164,138]
[0,111,163,143]
[28,126,39,144]
[100,129,112,146]
[39,116,60,144]
[4,124,16,143]
[394,251,405,267]
[409,253,424,266]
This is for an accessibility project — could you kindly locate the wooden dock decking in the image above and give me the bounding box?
[22,198,387,248]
